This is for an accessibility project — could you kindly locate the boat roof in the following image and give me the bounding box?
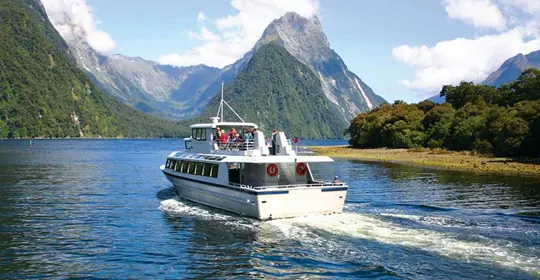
[168,152,334,163]
[190,122,258,129]
[220,155,334,163]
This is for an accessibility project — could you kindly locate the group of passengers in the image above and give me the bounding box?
[214,127,257,149]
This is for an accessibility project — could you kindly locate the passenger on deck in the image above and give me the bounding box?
[233,133,242,148]
[215,128,221,143]
[229,128,237,140]
[220,128,227,148]
[333,176,341,183]
[271,129,277,155]
[244,129,253,141]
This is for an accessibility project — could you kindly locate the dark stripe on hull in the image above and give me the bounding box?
[162,170,289,195]
[321,187,349,192]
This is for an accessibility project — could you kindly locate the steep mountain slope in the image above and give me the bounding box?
[199,43,346,139]
[57,28,220,119]
[255,13,386,120]
[484,50,540,87]
[0,0,187,138]
[197,12,387,124]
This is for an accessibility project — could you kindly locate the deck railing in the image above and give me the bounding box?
[215,139,256,151]
[228,181,346,191]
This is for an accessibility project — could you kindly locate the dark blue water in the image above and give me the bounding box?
[1,139,539,279]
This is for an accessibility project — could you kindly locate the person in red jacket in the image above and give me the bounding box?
[220,128,227,147]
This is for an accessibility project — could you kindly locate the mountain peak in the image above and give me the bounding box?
[484,50,540,86]
[257,11,330,66]
[248,10,386,120]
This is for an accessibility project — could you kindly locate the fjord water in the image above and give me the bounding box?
[1,140,539,279]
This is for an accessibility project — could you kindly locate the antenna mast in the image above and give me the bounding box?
[214,81,245,123]
[221,81,224,122]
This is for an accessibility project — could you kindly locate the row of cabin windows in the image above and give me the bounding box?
[192,128,206,141]
[165,159,218,178]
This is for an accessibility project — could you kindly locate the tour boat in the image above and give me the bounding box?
[159,85,348,220]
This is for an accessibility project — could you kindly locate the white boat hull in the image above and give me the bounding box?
[162,171,347,220]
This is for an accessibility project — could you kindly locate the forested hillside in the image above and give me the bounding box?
[346,69,540,157]
[0,0,187,138]
[199,43,346,139]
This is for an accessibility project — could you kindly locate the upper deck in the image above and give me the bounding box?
[185,117,305,158]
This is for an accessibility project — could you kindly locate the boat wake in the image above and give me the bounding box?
[159,197,255,229]
[158,196,539,277]
[264,212,540,276]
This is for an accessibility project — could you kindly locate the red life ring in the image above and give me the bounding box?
[296,163,307,176]
[267,164,279,177]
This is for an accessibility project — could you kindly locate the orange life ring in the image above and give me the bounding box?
[267,163,279,177]
[296,162,307,176]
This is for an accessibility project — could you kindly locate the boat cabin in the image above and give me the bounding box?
[184,117,295,157]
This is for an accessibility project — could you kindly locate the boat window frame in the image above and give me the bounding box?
[192,128,206,141]
[202,163,211,177]
[179,161,187,173]
[187,161,196,174]
[185,140,193,150]
[174,160,182,172]
[193,161,203,176]
[210,164,219,178]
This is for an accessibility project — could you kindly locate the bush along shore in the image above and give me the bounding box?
[345,69,540,159]
[311,146,540,177]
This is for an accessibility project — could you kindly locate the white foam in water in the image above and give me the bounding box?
[159,197,229,221]
[158,197,256,229]
[266,212,540,275]
[159,198,539,275]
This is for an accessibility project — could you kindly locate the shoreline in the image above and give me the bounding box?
[310,146,540,177]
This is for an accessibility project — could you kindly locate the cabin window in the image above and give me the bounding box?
[192,162,201,175]
[192,128,206,141]
[167,160,219,178]
[165,159,171,169]
[180,161,187,173]
[185,140,193,150]
[188,162,196,174]
[210,164,219,178]
[202,163,211,177]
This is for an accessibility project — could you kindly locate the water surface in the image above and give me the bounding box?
[0,139,539,279]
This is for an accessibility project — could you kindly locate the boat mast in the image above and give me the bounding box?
[214,81,245,123]
[221,81,224,122]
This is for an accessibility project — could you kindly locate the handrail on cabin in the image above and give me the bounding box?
[228,181,346,191]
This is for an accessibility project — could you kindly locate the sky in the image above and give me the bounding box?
[41,0,540,103]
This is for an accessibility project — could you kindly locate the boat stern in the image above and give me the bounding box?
[254,183,348,220]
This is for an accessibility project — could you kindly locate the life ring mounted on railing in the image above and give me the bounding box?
[296,162,307,176]
[267,163,279,177]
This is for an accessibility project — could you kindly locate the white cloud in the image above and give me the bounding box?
[41,0,116,53]
[499,0,540,14]
[392,0,539,95]
[444,0,506,30]
[158,0,319,68]
[188,27,220,41]
[393,28,540,93]
[197,11,206,23]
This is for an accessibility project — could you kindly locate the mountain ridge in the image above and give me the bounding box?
[198,42,347,139]
[0,0,187,138]
[46,6,386,122]
[483,50,540,87]
[257,12,386,120]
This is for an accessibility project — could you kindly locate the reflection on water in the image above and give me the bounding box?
[1,139,539,279]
